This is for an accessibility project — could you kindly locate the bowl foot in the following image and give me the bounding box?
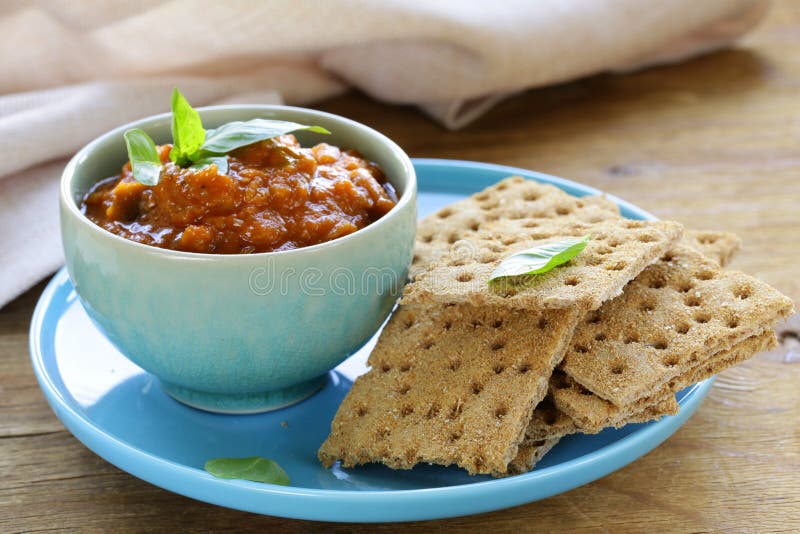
[160,375,328,414]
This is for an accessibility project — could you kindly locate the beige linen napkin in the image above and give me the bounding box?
[0,0,769,307]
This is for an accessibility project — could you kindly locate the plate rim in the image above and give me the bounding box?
[29,158,712,522]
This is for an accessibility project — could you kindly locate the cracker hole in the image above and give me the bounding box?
[596,246,613,256]
[694,312,711,324]
[623,220,645,229]
[624,334,639,344]
[574,344,588,354]
[594,333,607,342]
[538,318,550,329]
[493,364,506,374]
[649,279,666,289]
[698,235,718,244]
[399,363,411,372]
[411,254,420,265]
[697,270,715,281]
[469,221,480,232]
[456,272,473,283]
[734,285,752,300]
[448,359,461,372]
[471,319,483,329]
[475,192,490,201]
[497,183,508,191]
[380,363,391,373]
[607,239,622,248]
[398,383,411,395]
[605,261,627,271]
[502,236,518,246]
[640,301,656,312]
[523,192,540,202]
[449,402,463,419]
[679,282,694,293]
[402,317,414,329]
[400,405,414,417]
[448,258,465,267]
[471,382,484,395]
[661,252,675,262]
[426,403,440,419]
[376,428,390,439]
[676,323,691,334]
[556,206,572,216]
[518,363,531,374]
[652,340,668,350]
[663,355,679,367]
[727,318,739,329]
[448,431,462,443]
[494,405,508,419]
[405,449,419,463]
[490,340,506,351]
[685,295,701,307]
[611,363,626,375]
[637,233,656,243]
[437,208,453,219]
[523,220,540,228]
[481,201,499,211]
[587,312,601,325]
[447,233,460,244]
[443,320,452,331]
[421,340,435,350]
[491,319,504,329]
[564,276,580,286]
[355,405,368,417]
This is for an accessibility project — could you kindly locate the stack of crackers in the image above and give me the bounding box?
[319,177,794,477]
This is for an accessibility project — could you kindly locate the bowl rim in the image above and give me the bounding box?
[60,104,417,261]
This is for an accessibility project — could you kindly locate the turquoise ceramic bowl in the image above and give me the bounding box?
[59,105,417,413]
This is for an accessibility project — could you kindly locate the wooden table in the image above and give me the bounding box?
[3,3,799,532]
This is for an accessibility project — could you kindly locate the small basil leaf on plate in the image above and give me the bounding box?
[190,156,229,175]
[169,88,205,166]
[198,119,330,157]
[489,234,591,282]
[204,457,290,486]
[123,128,162,186]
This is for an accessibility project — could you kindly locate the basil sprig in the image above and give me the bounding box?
[489,235,591,283]
[205,456,290,486]
[123,88,330,185]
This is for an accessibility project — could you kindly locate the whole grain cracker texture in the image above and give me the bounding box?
[560,246,794,406]
[684,230,742,267]
[318,303,580,476]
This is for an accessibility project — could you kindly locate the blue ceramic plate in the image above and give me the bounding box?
[30,159,713,523]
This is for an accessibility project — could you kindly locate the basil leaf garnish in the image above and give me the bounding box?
[198,119,330,157]
[190,156,229,175]
[123,128,162,186]
[123,87,330,185]
[204,457,290,486]
[169,88,205,166]
[489,235,591,282]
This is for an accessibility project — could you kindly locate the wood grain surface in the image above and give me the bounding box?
[2,2,799,532]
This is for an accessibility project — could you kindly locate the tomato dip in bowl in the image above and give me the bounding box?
[60,105,416,413]
[81,135,398,254]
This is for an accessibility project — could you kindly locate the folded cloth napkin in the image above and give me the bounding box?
[0,0,769,307]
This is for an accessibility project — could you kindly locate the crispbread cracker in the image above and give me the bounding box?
[507,437,561,475]
[404,216,683,311]
[684,230,742,267]
[411,177,621,279]
[552,330,778,432]
[560,246,794,405]
[318,304,580,476]
[667,329,777,392]
[549,370,678,431]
